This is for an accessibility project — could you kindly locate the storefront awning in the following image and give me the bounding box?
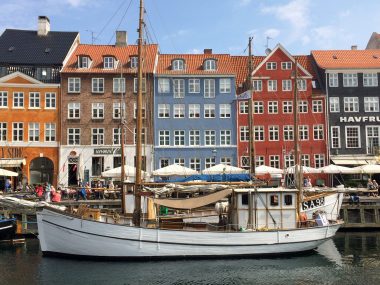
[331,156,376,166]
[0,159,26,167]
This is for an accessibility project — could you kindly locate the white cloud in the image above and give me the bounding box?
[264,28,280,39]
[163,29,189,40]
[312,26,336,41]
[186,48,202,54]
[66,0,89,7]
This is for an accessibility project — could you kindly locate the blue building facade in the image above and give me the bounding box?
[154,52,237,171]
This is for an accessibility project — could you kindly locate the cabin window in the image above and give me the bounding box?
[270,194,279,206]
[284,194,293,205]
[242,193,248,205]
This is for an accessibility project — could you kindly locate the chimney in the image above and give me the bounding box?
[204,48,212,54]
[116,31,127,47]
[351,45,358,50]
[37,16,50,36]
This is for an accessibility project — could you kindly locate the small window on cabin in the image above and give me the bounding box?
[204,59,216,71]
[270,194,279,206]
[172,59,185,70]
[284,194,293,206]
[242,193,248,205]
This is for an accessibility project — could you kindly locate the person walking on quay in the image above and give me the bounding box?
[44,182,51,202]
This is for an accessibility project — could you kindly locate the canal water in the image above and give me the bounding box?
[1,232,380,285]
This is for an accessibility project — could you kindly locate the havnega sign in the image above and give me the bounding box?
[340,116,380,123]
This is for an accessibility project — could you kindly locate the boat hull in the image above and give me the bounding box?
[0,219,16,241]
[302,192,343,221]
[37,208,342,259]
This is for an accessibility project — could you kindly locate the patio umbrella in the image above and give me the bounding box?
[0,168,18,177]
[351,164,380,174]
[101,165,149,179]
[152,164,198,176]
[319,164,356,174]
[255,165,283,175]
[286,165,321,174]
[202,164,248,175]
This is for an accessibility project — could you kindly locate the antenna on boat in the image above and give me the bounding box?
[133,0,144,226]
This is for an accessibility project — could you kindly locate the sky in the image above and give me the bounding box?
[1,0,380,56]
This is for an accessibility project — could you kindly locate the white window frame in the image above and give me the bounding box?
[269,155,280,168]
[12,122,23,142]
[267,80,277,92]
[0,122,7,141]
[173,104,185,118]
[13,92,24,108]
[253,101,264,114]
[68,102,80,119]
[92,103,104,119]
[314,154,325,168]
[204,104,215,118]
[253,80,262,91]
[159,130,170,146]
[363,73,378,87]
[189,158,201,171]
[172,59,185,70]
[204,130,216,146]
[345,126,361,148]
[254,126,264,141]
[0,91,8,108]
[29,92,40,109]
[240,126,249,142]
[343,73,358,87]
[219,78,231,93]
[220,130,231,146]
[204,59,216,71]
[298,100,308,113]
[299,125,309,141]
[103,56,115,69]
[331,126,341,148]
[91,78,104,93]
[268,101,278,114]
[344,97,359,112]
[204,79,215,98]
[283,125,294,141]
[158,104,170,118]
[173,79,185,98]
[329,97,340,113]
[266,62,277,70]
[364,97,379,112]
[312,100,323,113]
[329,73,338,87]
[130,56,138,68]
[133,78,147,93]
[239,101,248,114]
[67,128,80,145]
[91,128,105,145]
[281,62,292,70]
[68,77,80,93]
[313,124,324,140]
[283,101,293,114]
[45,123,56,142]
[174,130,185,146]
[297,79,307,91]
[282,79,292,91]
[28,122,39,142]
[158,78,170,93]
[45,92,56,109]
[269,125,279,141]
[189,130,200,146]
[189,104,200,118]
[113,78,126,93]
[219,104,231,118]
[113,102,125,119]
[189,78,200,93]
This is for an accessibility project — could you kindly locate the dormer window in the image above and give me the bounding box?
[172,59,185,70]
[130,56,138,68]
[78,56,90,68]
[104,56,116,69]
[204,59,216,71]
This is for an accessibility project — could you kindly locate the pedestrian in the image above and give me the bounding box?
[44,182,51,202]
[76,181,87,201]
[5,178,11,193]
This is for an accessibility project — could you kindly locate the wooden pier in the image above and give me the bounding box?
[340,196,380,229]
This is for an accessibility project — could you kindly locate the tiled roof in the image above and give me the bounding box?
[294,55,317,78]
[231,56,265,87]
[0,29,78,65]
[311,50,380,69]
[62,44,158,73]
[156,54,235,75]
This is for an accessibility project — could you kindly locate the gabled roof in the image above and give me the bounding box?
[157,54,235,75]
[366,32,380,50]
[62,44,158,74]
[311,50,380,69]
[0,29,79,66]
[231,55,265,87]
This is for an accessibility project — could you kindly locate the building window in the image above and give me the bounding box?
[253,80,262,91]
[173,104,185,118]
[159,158,169,169]
[298,100,308,113]
[78,56,89,68]
[268,101,278,114]
[221,157,231,165]
[219,104,231,118]
[158,104,170,118]
[158,78,170,93]
[283,125,294,141]
[241,156,250,169]
[297,79,307,91]
[267,80,277,91]
[13,92,24,108]
[28,123,39,142]
[283,101,293,114]
[344,97,359,112]
[299,125,309,141]
[282,80,292,91]
[133,128,146,144]
[130,56,138,68]
[0,91,7,107]
[255,156,265,167]
[113,102,125,119]
[366,126,380,154]
[329,73,338,87]
[204,130,216,146]
[45,93,56,109]
[329,97,340,112]
[205,157,216,168]
[220,78,231,93]
[269,125,279,141]
[253,101,264,114]
[301,154,310,167]
[254,126,264,141]
[239,101,248,114]
[133,103,146,119]
[343,73,358,87]
[0,122,7,141]
[92,103,104,119]
[113,78,125,93]
[92,128,104,145]
[172,59,185,70]
[92,78,104,93]
[281,62,292,70]
[173,79,185,98]
[68,102,80,119]
[91,157,104,176]
[12,122,23,141]
[29,92,40,108]
[240,126,249,142]
[266,62,277,70]
[174,130,185,146]
[314,154,325,168]
[331,126,341,148]
[103,57,115,69]
[113,128,121,145]
[68,78,80,93]
[204,79,215,98]
[363,73,378,87]
[313,125,324,140]
[284,155,295,168]
[189,130,200,146]
[189,104,200,118]
[133,78,147,93]
[189,78,200,93]
[204,59,216,71]
[173,158,184,166]
[364,97,379,112]
[45,123,55,142]
[312,100,323,113]
[68,128,80,145]
[159,130,170,146]
[204,104,215,118]
[270,155,280,169]
[220,130,231,145]
[346,126,360,148]
[189,158,200,171]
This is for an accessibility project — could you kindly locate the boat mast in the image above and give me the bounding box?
[133,0,144,226]
[293,58,303,218]
[120,62,126,214]
[248,36,256,177]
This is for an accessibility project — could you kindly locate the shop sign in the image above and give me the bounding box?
[68,157,79,163]
[0,147,24,158]
[340,116,380,123]
[94,148,121,155]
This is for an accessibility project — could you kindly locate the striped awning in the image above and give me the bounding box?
[0,159,26,167]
